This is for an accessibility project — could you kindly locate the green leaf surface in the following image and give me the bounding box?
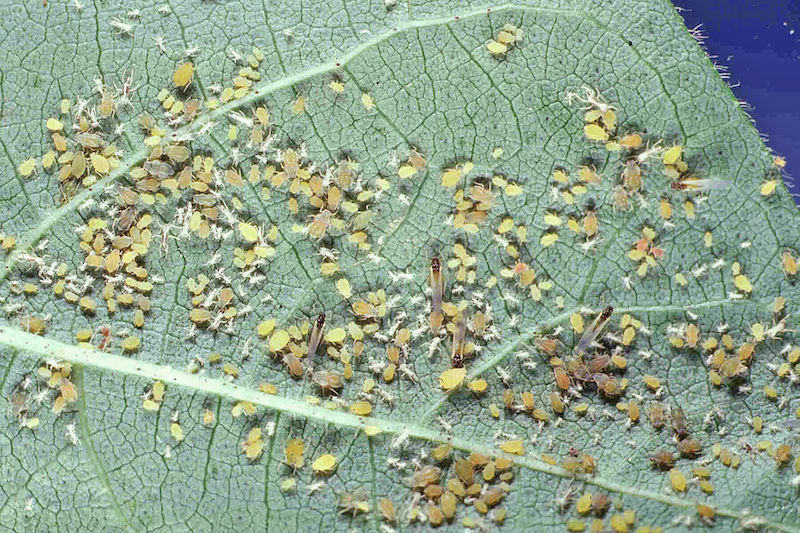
[1,1,798,532]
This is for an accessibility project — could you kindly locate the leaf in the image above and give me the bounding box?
[1,1,798,532]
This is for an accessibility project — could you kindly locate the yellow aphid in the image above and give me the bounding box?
[499,439,524,455]
[238,222,259,242]
[570,313,584,334]
[543,212,562,226]
[284,438,305,469]
[329,80,344,93]
[170,422,184,442]
[663,145,683,165]
[441,167,462,188]
[439,367,467,392]
[669,468,687,492]
[782,251,798,275]
[18,158,36,177]
[505,183,523,195]
[467,379,487,393]
[643,375,660,390]
[46,117,63,131]
[173,62,194,88]
[734,274,752,293]
[576,493,592,514]
[540,232,559,247]
[325,327,346,343]
[349,400,372,416]
[760,179,777,196]
[269,329,290,352]
[292,95,306,114]
[584,124,608,142]
[619,133,642,149]
[361,92,374,111]
[487,40,508,54]
[121,336,140,352]
[566,519,585,532]
[397,164,416,179]
[311,453,337,474]
[336,278,352,299]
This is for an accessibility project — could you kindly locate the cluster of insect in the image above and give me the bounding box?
[5,15,800,532]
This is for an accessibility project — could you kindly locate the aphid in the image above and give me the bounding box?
[621,159,642,192]
[670,407,689,438]
[676,438,702,457]
[649,450,674,470]
[670,177,732,192]
[312,453,337,474]
[307,313,325,361]
[782,251,798,275]
[338,492,369,516]
[429,257,444,315]
[311,370,343,394]
[283,353,304,378]
[349,400,372,416]
[241,428,264,460]
[439,367,467,392]
[669,468,687,492]
[574,306,613,355]
[648,402,666,428]
[412,465,441,489]
[173,62,194,89]
[774,443,791,466]
[451,312,467,368]
[583,208,598,237]
[628,400,640,423]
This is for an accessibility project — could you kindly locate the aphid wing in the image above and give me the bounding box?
[430,258,444,315]
[451,313,467,366]
[574,306,613,355]
[307,313,325,362]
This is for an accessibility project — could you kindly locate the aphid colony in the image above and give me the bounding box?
[8,27,800,533]
[394,450,516,526]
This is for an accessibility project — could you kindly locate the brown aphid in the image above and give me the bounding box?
[591,493,609,516]
[649,450,675,470]
[311,369,342,394]
[455,457,474,484]
[283,353,304,378]
[482,487,505,507]
[378,497,396,522]
[440,491,456,520]
[775,443,791,466]
[424,483,444,500]
[697,503,715,525]
[588,353,610,374]
[427,503,444,526]
[648,402,666,429]
[580,454,595,474]
[583,208,598,237]
[412,465,441,489]
[670,407,689,438]
[535,336,559,357]
[676,438,702,457]
[554,367,570,390]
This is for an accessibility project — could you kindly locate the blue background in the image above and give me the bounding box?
[676,0,799,202]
